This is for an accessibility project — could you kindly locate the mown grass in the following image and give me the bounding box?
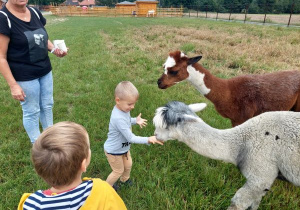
[0,16,300,209]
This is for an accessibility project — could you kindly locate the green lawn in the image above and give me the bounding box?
[0,16,300,209]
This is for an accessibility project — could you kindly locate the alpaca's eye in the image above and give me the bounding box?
[169,70,178,76]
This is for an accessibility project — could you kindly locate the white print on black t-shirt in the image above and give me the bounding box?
[24,28,48,63]
[33,34,44,46]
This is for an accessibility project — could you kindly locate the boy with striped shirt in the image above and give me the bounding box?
[18,121,127,210]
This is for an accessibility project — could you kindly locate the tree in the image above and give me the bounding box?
[248,0,260,13]
[29,0,65,5]
[223,0,243,12]
[97,0,116,6]
[254,0,276,13]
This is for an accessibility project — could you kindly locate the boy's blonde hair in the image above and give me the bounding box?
[115,81,139,100]
[32,121,90,187]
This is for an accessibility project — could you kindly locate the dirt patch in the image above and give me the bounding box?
[46,17,69,26]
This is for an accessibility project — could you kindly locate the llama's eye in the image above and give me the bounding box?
[169,70,178,76]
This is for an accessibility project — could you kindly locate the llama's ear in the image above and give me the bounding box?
[188,103,207,113]
[187,56,202,65]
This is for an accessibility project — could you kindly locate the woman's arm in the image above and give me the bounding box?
[0,34,26,101]
[47,39,55,52]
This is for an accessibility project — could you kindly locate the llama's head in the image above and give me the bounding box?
[157,51,202,89]
[153,101,207,141]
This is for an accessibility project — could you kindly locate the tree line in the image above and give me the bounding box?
[29,0,300,14]
[160,0,300,14]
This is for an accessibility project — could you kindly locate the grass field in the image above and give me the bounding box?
[0,16,300,210]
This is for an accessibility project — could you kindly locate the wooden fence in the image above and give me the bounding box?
[157,8,183,17]
[49,6,183,17]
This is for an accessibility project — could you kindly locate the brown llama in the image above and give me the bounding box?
[157,50,300,126]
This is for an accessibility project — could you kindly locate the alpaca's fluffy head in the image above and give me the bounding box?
[157,51,202,89]
[153,101,206,141]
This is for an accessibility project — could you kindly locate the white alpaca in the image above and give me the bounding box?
[147,9,155,17]
[153,101,300,210]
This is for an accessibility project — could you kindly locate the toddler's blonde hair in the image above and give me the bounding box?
[115,81,139,100]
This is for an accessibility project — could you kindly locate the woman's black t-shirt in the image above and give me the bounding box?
[0,6,52,81]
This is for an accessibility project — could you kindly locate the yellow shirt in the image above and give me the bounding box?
[18,178,127,210]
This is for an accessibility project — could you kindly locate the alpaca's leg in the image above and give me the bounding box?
[231,120,238,127]
[250,197,265,210]
[231,118,249,127]
[228,181,269,210]
[231,104,257,127]
[228,164,278,210]
[291,94,300,111]
[231,113,253,127]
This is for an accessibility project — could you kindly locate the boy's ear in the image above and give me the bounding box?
[115,97,120,104]
[81,158,87,172]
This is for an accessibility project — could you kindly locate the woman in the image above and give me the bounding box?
[0,0,67,143]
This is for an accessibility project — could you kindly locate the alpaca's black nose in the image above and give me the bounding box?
[157,79,161,86]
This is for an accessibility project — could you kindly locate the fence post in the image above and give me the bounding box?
[216,4,219,20]
[263,13,267,24]
[244,4,249,23]
[229,4,232,21]
[181,5,183,18]
[288,0,295,27]
[263,2,267,24]
[205,5,207,18]
[189,8,190,17]
[197,6,198,18]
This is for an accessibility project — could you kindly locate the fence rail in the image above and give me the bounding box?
[49,6,183,17]
[157,8,183,17]
[184,11,300,26]
[181,2,300,27]
[183,8,299,27]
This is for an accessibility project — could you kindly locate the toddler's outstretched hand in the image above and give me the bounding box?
[148,136,164,145]
[136,113,147,128]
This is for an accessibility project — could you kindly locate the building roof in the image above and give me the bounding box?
[136,0,158,2]
[116,1,135,5]
[79,0,95,6]
[64,0,79,6]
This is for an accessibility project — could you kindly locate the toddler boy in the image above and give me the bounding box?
[104,81,163,190]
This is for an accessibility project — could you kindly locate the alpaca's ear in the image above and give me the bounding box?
[188,103,207,113]
[182,114,198,123]
[187,56,202,65]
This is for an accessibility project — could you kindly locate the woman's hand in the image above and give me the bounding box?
[52,48,68,58]
[136,113,147,128]
[10,83,26,101]
[48,40,68,58]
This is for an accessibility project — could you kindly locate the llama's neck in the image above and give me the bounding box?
[177,120,242,165]
[187,64,228,101]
